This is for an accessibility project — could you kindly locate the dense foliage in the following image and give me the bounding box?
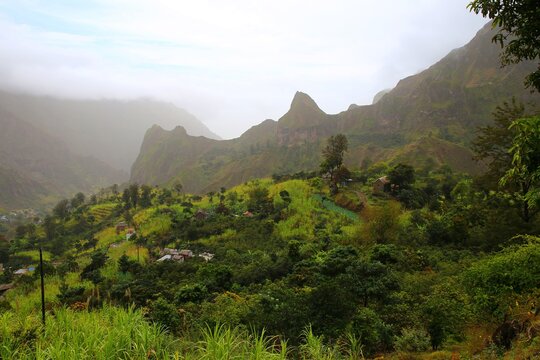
[1,140,539,358]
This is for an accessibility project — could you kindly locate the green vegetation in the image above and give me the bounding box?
[130,24,539,195]
[1,10,540,358]
[2,132,540,358]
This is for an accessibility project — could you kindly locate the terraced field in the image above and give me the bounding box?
[89,203,117,222]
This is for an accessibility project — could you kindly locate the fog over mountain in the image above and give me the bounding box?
[0,91,220,171]
[0,1,488,139]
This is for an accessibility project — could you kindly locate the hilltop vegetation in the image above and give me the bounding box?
[2,135,540,358]
[130,23,539,193]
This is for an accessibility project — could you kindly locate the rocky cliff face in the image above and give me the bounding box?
[130,23,539,193]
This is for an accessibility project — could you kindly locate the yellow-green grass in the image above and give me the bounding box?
[132,207,172,237]
[89,202,117,222]
[94,227,124,249]
[14,250,52,263]
[107,240,148,262]
[0,305,178,359]
[7,272,89,317]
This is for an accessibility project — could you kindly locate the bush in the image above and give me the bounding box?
[394,327,431,352]
[463,239,540,320]
[349,308,392,355]
[148,297,181,333]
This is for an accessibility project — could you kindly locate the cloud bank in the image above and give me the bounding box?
[0,1,488,138]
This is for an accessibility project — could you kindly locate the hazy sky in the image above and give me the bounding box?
[0,1,488,139]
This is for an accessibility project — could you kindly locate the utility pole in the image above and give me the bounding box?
[39,245,45,326]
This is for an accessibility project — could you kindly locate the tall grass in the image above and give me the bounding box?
[195,324,287,359]
[299,326,341,360]
[2,306,369,359]
[0,305,177,359]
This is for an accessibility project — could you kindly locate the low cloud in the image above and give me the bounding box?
[0,1,487,138]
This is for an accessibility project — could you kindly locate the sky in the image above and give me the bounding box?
[0,1,488,139]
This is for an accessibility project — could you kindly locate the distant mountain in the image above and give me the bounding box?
[131,23,539,193]
[0,108,126,209]
[0,93,220,171]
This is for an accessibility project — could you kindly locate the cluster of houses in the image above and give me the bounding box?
[0,264,35,277]
[0,208,43,224]
[157,248,214,263]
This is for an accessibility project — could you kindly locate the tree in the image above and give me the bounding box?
[246,186,273,217]
[320,134,349,194]
[43,215,56,243]
[122,188,131,209]
[0,239,10,264]
[173,181,183,196]
[118,254,132,273]
[388,163,415,192]
[472,98,526,185]
[500,116,540,221]
[473,101,538,221]
[468,0,540,91]
[53,199,70,220]
[139,185,152,208]
[129,183,139,208]
[70,192,85,208]
[81,250,108,285]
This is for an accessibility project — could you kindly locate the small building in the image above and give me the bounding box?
[157,254,172,262]
[161,248,178,256]
[199,252,214,262]
[194,209,208,221]
[243,211,254,218]
[171,254,185,262]
[116,222,128,234]
[179,249,193,258]
[14,268,29,276]
[373,176,390,193]
[126,229,136,240]
[158,248,192,262]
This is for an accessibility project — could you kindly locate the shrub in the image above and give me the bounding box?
[149,297,181,333]
[394,328,431,352]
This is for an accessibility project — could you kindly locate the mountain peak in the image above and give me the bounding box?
[289,91,323,114]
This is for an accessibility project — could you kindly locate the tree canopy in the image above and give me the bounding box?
[500,115,540,220]
[320,134,349,193]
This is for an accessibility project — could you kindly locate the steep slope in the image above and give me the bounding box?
[0,92,220,171]
[361,23,538,138]
[131,23,539,193]
[0,108,126,209]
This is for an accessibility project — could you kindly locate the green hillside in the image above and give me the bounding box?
[2,156,540,358]
[130,23,539,193]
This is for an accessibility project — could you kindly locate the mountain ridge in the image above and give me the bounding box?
[0,91,220,171]
[0,107,126,209]
[131,23,538,193]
